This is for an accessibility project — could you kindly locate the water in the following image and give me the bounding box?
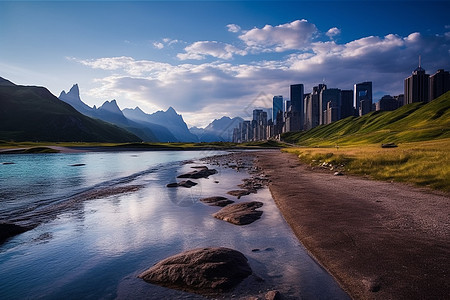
[0,150,349,299]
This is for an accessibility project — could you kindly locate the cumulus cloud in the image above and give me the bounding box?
[326,27,341,39]
[239,19,318,52]
[153,42,164,49]
[227,24,241,33]
[74,22,450,127]
[177,41,247,60]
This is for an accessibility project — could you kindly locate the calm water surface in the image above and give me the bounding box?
[0,151,349,299]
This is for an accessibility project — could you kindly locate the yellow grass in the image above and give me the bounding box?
[283,138,450,192]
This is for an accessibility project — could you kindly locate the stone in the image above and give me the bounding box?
[177,168,217,179]
[334,171,344,176]
[0,223,31,245]
[227,190,251,199]
[138,247,252,293]
[166,180,198,188]
[199,196,234,207]
[213,201,264,225]
[381,143,398,148]
[265,290,282,300]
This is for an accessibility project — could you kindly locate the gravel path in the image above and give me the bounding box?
[255,150,450,299]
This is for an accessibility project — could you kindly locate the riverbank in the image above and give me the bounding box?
[255,150,450,299]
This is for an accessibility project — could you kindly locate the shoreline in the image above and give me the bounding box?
[254,150,450,299]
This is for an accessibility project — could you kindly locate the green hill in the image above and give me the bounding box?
[0,81,141,142]
[283,91,450,146]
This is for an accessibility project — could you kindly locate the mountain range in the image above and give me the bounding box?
[0,78,140,142]
[59,84,237,142]
[0,77,242,143]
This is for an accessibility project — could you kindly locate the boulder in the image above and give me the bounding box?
[177,168,217,179]
[266,290,282,300]
[227,190,251,199]
[167,180,198,188]
[138,247,252,293]
[199,196,234,207]
[213,201,264,225]
[381,143,398,148]
[0,223,31,245]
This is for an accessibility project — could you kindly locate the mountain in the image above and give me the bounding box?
[124,106,198,142]
[59,85,159,142]
[282,91,450,146]
[122,107,178,142]
[190,116,243,142]
[0,77,141,142]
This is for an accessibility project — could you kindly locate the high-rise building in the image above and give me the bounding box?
[304,84,325,130]
[272,95,283,125]
[429,69,450,101]
[340,90,354,119]
[289,84,304,131]
[404,59,429,104]
[321,88,341,124]
[354,81,373,116]
[376,95,400,111]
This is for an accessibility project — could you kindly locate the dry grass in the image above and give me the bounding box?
[283,138,450,192]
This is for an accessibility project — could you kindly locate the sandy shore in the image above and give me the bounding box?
[254,150,450,299]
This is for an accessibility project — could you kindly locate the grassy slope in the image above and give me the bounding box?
[281,92,450,192]
[282,91,450,146]
[0,85,141,143]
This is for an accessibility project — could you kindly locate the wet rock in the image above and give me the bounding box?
[199,196,234,207]
[138,247,252,293]
[191,166,208,169]
[167,180,198,188]
[177,168,217,179]
[266,290,282,300]
[213,201,264,225]
[70,163,86,167]
[227,190,251,199]
[0,223,32,245]
[2,162,15,165]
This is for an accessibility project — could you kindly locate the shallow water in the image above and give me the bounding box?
[0,151,349,299]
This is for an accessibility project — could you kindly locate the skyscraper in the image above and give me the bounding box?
[404,59,429,104]
[289,84,304,131]
[354,81,373,116]
[340,90,354,119]
[429,69,450,101]
[321,88,341,124]
[272,95,283,125]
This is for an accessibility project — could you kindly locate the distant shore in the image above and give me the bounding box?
[254,150,450,299]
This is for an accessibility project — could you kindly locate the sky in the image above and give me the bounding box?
[1,1,449,127]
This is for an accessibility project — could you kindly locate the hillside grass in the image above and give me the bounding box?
[282,91,450,147]
[283,138,450,192]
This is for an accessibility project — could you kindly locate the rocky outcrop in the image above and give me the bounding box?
[199,196,234,207]
[0,223,31,245]
[227,190,251,199]
[213,201,264,225]
[138,247,252,293]
[166,180,198,188]
[177,168,217,179]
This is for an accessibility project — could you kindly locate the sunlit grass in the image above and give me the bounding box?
[283,138,450,192]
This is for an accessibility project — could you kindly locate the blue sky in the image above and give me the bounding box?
[1,1,449,127]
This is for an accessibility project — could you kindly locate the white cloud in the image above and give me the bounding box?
[74,25,450,127]
[239,19,318,52]
[153,42,164,49]
[227,24,241,33]
[326,27,341,39]
[177,41,247,60]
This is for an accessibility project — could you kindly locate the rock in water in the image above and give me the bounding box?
[199,196,234,207]
[213,201,263,225]
[138,247,252,293]
[177,168,217,179]
[0,223,31,245]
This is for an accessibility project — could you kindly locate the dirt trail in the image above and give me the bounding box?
[255,151,450,299]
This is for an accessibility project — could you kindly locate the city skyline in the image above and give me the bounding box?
[1,1,449,127]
